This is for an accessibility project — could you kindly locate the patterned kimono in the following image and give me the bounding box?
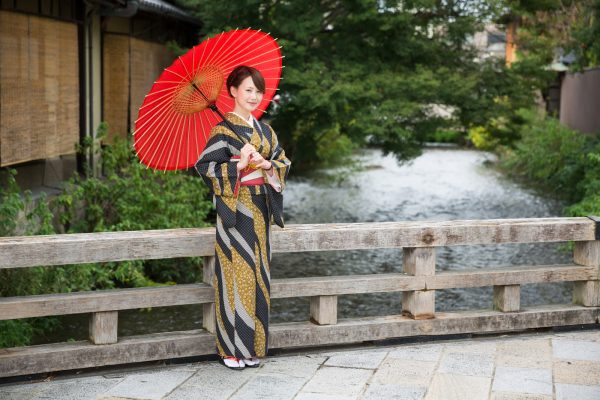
[195,112,291,359]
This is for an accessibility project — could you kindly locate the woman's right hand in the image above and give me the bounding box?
[237,143,256,171]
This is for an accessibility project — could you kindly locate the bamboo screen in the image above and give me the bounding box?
[0,11,79,167]
[103,34,130,140]
[103,34,173,141]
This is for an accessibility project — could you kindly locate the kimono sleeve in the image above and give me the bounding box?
[194,129,240,197]
[263,125,291,192]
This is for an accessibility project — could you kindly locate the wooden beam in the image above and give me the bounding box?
[402,247,435,319]
[269,305,599,349]
[1,304,597,378]
[1,264,597,320]
[89,311,118,344]
[310,295,338,325]
[202,256,216,334]
[493,285,520,312]
[0,330,215,378]
[573,241,600,307]
[0,284,213,320]
[0,218,594,269]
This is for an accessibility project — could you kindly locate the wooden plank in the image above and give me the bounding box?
[1,304,597,378]
[0,228,216,269]
[310,295,338,325]
[0,284,214,320]
[272,218,595,253]
[573,241,600,307]
[0,218,594,269]
[269,304,599,349]
[574,281,600,307]
[402,291,435,320]
[403,247,436,276]
[402,247,436,319]
[574,241,600,267]
[89,311,118,344]
[0,330,214,378]
[272,264,599,298]
[202,256,216,333]
[493,285,520,312]
[1,265,597,320]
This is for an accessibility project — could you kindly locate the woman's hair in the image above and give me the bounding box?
[226,65,266,97]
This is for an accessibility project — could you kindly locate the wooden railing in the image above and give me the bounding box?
[1,217,599,377]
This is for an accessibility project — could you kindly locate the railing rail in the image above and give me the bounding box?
[0,217,598,378]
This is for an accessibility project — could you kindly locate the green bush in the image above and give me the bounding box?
[501,109,589,201]
[0,123,213,347]
[468,125,499,150]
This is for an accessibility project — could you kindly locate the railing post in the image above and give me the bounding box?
[89,311,118,344]
[493,285,520,312]
[202,256,216,333]
[310,295,338,325]
[573,240,600,306]
[402,247,435,319]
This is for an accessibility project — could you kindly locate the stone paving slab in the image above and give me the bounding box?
[1,329,599,400]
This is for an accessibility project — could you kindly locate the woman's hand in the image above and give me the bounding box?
[249,152,272,171]
[237,143,256,171]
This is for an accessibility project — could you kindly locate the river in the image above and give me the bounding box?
[38,147,573,343]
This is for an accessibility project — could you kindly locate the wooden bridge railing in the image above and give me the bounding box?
[0,217,599,377]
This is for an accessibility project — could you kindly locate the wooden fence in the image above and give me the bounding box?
[1,217,599,377]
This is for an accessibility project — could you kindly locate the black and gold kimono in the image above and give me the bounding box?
[195,112,291,358]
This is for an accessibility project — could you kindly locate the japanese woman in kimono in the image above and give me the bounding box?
[195,65,291,370]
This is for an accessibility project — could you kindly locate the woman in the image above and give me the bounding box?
[195,65,291,370]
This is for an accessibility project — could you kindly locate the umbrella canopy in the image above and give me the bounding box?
[134,28,283,170]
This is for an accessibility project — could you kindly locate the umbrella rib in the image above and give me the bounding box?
[198,36,209,71]
[191,109,199,165]
[200,32,225,73]
[221,50,282,72]
[134,96,177,142]
[207,28,255,68]
[218,39,280,70]
[163,108,187,171]
[134,96,179,148]
[204,29,240,68]
[211,29,263,71]
[138,89,176,112]
[164,68,190,81]
[143,105,181,169]
[178,55,194,82]
[135,106,176,157]
[198,111,210,154]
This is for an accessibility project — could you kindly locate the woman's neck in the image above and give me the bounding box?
[233,107,251,121]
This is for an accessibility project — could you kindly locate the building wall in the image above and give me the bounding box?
[560,67,600,134]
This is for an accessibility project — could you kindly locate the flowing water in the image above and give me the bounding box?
[37,147,573,343]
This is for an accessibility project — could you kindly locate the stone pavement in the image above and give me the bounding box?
[1,329,599,400]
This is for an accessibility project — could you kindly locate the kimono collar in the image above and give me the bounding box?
[228,111,255,127]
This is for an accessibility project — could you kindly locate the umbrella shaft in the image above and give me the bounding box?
[191,83,247,144]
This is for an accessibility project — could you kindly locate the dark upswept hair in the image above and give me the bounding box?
[226,65,266,97]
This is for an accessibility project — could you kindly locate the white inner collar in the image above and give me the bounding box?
[231,111,254,127]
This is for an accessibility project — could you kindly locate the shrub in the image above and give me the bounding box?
[0,124,213,347]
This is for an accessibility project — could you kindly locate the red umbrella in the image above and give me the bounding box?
[133,28,283,171]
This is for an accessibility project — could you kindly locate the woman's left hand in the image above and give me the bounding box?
[250,152,272,170]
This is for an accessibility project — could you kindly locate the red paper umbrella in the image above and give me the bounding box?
[134,28,283,170]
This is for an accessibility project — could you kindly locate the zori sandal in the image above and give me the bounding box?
[219,356,245,370]
[243,357,260,368]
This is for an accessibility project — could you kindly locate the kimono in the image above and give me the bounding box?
[195,112,291,359]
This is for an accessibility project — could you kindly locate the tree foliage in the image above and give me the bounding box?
[179,0,518,169]
[504,0,600,70]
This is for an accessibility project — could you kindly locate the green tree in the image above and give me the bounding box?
[179,0,510,169]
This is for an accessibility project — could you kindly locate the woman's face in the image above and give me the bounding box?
[230,76,263,115]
